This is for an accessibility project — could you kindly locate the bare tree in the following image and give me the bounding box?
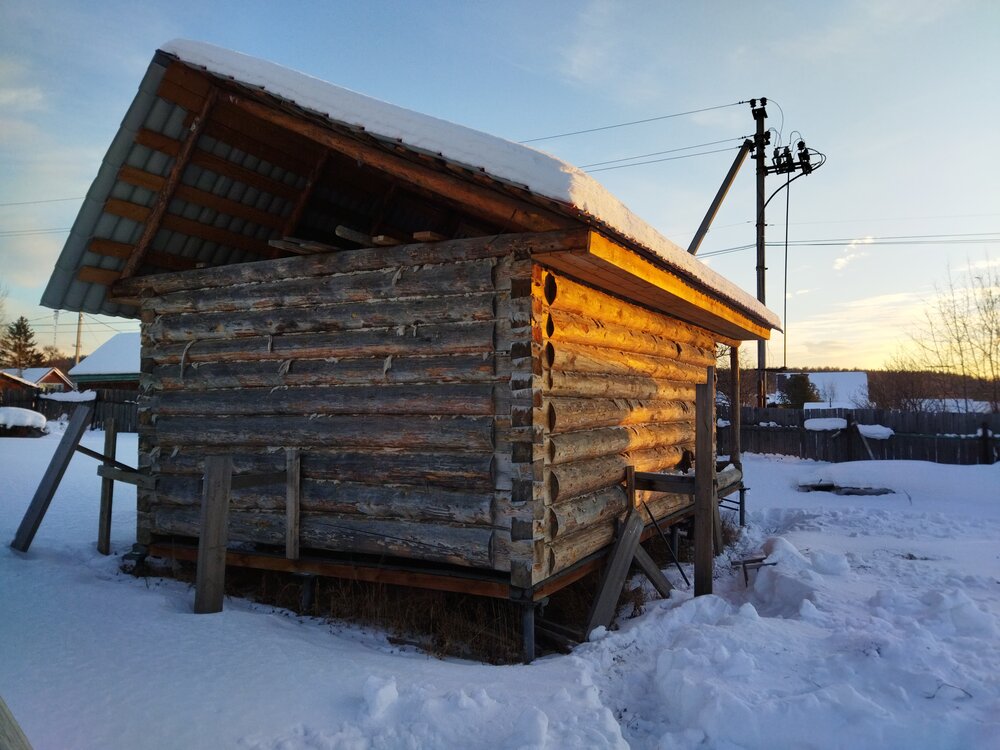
[911,259,999,413]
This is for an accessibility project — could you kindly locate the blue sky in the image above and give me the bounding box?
[1,0,997,366]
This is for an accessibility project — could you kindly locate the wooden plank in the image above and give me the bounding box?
[96,464,155,489]
[0,695,32,750]
[585,508,645,636]
[632,544,673,598]
[122,86,218,280]
[88,237,133,259]
[372,234,402,246]
[225,92,574,233]
[633,472,695,494]
[147,542,511,599]
[729,345,742,468]
[11,405,94,552]
[286,448,301,560]
[335,225,373,246]
[193,455,232,614]
[694,371,715,596]
[77,266,121,286]
[104,198,151,223]
[413,231,446,242]
[97,419,116,555]
[160,214,277,257]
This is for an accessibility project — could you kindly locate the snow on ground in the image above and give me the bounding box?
[1,428,998,749]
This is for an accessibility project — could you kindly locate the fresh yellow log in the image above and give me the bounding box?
[545,308,716,367]
[541,270,717,349]
[546,396,693,434]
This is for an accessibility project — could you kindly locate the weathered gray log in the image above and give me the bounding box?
[546,445,687,503]
[546,371,697,401]
[152,448,494,490]
[546,340,705,382]
[153,507,499,569]
[545,521,616,576]
[545,396,693,434]
[148,292,495,343]
[548,485,627,539]
[633,544,673,598]
[146,414,494,451]
[547,423,696,465]
[11,405,94,553]
[115,229,587,297]
[149,383,494,417]
[545,308,716,366]
[149,353,499,391]
[194,455,232,614]
[146,320,494,364]
[97,418,116,555]
[694,371,715,596]
[148,258,495,315]
[152,476,495,525]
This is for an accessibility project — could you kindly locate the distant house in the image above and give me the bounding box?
[0,367,74,393]
[775,371,869,409]
[68,332,141,390]
[0,371,41,403]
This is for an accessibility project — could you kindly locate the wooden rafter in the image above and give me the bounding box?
[222,91,574,233]
[119,87,219,279]
[133,129,300,201]
[281,151,328,237]
[118,165,286,230]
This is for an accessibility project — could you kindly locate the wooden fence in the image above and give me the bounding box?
[2,389,140,433]
[719,407,999,465]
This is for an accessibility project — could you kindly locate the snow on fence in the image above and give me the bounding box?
[0,389,139,433]
[718,407,999,465]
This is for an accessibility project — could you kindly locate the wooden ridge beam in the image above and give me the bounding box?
[120,87,219,279]
[223,91,574,233]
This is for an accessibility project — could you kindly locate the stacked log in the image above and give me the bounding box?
[535,268,717,579]
[132,233,585,572]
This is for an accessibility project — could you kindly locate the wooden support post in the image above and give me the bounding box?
[11,404,94,553]
[521,602,536,664]
[585,508,645,636]
[285,448,301,560]
[194,455,232,614]
[0,695,32,750]
[694,369,715,596]
[97,418,117,555]
[729,345,742,470]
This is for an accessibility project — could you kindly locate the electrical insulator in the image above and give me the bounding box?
[797,140,812,174]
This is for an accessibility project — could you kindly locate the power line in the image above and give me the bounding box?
[587,145,743,174]
[0,197,84,208]
[0,227,71,237]
[519,101,746,144]
[700,232,1000,258]
[578,136,748,169]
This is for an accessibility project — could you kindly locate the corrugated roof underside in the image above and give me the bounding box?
[41,53,308,318]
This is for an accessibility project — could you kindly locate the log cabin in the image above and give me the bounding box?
[40,41,779,625]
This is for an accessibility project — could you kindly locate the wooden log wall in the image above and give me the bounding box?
[531,267,719,582]
[133,233,587,576]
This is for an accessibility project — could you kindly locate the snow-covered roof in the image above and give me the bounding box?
[69,332,140,376]
[0,371,39,389]
[159,40,778,329]
[3,368,49,383]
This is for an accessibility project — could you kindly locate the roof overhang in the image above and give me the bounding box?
[538,231,773,343]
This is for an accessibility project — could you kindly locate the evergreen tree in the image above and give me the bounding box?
[1,316,43,372]
[779,373,820,408]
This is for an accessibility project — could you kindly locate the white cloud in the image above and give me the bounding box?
[0,86,44,110]
[833,236,874,270]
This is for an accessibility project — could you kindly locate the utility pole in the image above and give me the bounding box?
[751,98,769,407]
[74,312,83,365]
